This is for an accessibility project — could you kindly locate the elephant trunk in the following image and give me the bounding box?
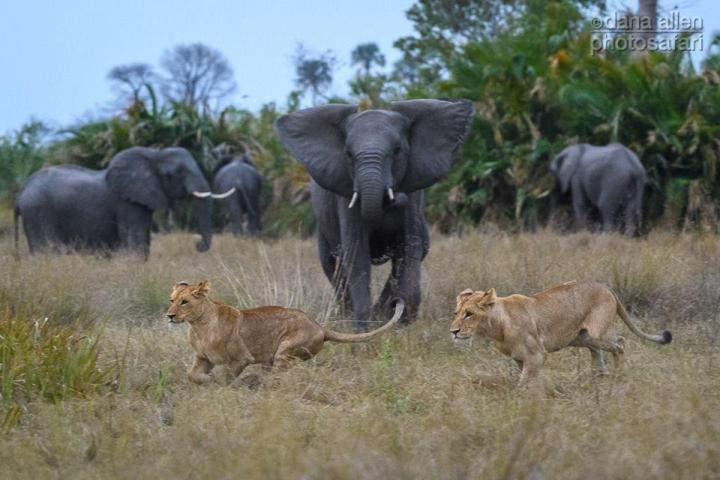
[355,154,386,229]
[194,197,212,252]
[185,174,213,252]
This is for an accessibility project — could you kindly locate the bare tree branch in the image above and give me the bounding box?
[159,43,237,111]
[107,63,156,102]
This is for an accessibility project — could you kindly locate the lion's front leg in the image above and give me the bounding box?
[516,352,545,389]
[227,339,255,382]
[188,356,214,385]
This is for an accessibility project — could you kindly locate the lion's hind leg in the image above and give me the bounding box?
[572,329,624,375]
[272,335,323,369]
[609,336,625,370]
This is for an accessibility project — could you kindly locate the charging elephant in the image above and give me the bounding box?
[550,143,646,236]
[15,146,233,257]
[275,99,474,329]
[213,153,263,235]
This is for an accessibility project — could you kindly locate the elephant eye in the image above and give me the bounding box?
[393,145,401,155]
[345,150,353,159]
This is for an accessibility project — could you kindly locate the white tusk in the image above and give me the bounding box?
[192,191,212,198]
[388,188,395,201]
[211,187,236,199]
[348,191,358,209]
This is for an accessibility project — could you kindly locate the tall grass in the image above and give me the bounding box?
[0,306,109,428]
[0,228,717,478]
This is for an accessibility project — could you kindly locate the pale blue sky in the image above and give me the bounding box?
[0,0,717,134]
[0,0,415,133]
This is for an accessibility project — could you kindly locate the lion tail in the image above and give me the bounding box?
[613,291,672,344]
[324,299,404,343]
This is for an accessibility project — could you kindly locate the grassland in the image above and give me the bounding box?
[0,228,718,479]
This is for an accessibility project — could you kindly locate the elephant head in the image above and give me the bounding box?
[275,99,475,228]
[106,147,232,252]
[550,144,586,194]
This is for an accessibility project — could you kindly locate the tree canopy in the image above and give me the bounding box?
[2,0,719,234]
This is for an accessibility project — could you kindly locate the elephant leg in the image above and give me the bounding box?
[226,195,245,235]
[623,187,643,237]
[117,203,152,258]
[373,259,400,320]
[339,236,372,331]
[598,194,621,233]
[319,234,351,315]
[393,197,428,324]
[396,241,423,324]
[245,191,262,234]
[22,211,57,253]
[571,189,590,232]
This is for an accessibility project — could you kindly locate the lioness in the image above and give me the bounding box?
[166,281,404,385]
[450,281,671,386]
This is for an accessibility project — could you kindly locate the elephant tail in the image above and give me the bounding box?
[237,187,255,217]
[324,299,404,343]
[612,290,672,344]
[13,205,20,252]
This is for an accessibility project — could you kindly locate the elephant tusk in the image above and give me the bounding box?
[388,188,395,201]
[192,191,212,198]
[211,187,236,199]
[348,191,358,209]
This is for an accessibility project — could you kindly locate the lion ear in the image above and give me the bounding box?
[483,288,497,305]
[192,281,211,297]
[456,288,474,302]
[171,281,188,294]
[456,288,475,310]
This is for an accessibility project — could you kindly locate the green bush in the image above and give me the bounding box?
[0,306,110,428]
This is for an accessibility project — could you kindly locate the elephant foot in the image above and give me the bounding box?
[399,304,419,325]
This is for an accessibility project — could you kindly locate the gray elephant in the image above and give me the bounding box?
[213,152,262,235]
[550,143,646,236]
[275,99,474,329]
[15,147,233,256]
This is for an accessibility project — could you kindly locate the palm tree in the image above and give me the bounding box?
[293,45,335,105]
[351,43,386,76]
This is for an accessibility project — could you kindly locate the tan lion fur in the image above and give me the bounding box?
[166,281,404,385]
[450,280,672,386]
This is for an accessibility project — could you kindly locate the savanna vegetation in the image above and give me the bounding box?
[1,1,719,478]
[0,231,718,477]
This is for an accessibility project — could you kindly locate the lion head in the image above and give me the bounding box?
[450,288,497,340]
[166,281,211,324]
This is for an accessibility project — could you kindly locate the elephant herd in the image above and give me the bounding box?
[14,98,648,330]
[15,145,263,257]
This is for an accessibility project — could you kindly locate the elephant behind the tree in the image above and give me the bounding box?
[550,143,646,236]
[275,99,475,330]
[213,153,263,235]
[15,147,232,257]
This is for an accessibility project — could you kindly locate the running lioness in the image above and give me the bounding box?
[450,281,671,386]
[166,281,404,384]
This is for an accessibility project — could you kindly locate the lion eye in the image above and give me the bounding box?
[181,299,188,305]
[464,312,472,319]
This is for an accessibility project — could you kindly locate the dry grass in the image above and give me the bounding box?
[0,229,718,479]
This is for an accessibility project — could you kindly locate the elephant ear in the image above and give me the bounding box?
[391,99,475,193]
[274,104,358,196]
[106,147,169,210]
[553,148,580,194]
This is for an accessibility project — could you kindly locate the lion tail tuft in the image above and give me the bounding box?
[613,290,672,345]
